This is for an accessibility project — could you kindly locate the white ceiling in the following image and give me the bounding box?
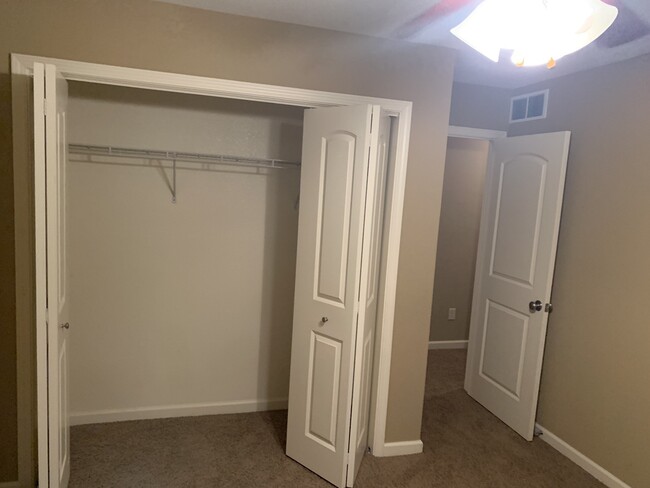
[160,0,650,88]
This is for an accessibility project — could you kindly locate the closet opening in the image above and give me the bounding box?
[66,80,303,442]
[61,80,398,485]
[13,54,416,488]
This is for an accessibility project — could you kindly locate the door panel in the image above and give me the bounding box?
[58,341,69,474]
[315,132,356,306]
[306,333,343,449]
[490,156,547,285]
[287,104,379,488]
[346,113,391,486]
[35,62,70,488]
[465,132,570,441]
[480,301,529,399]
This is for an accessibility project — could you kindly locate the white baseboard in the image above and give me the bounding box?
[428,340,468,350]
[535,424,631,488]
[70,398,288,426]
[0,481,20,488]
[377,440,423,457]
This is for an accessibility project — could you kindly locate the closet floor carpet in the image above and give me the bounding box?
[70,350,605,487]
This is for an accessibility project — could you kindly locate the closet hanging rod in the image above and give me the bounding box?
[68,144,301,169]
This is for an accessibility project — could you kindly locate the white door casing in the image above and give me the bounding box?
[14,57,414,480]
[34,62,71,488]
[465,132,571,440]
[346,113,391,486]
[286,104,381,487]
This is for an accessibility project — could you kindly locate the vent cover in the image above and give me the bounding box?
[510,90,549,123]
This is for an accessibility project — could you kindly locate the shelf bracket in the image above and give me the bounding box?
[171,157,177,204]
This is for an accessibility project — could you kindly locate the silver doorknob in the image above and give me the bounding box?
[321,317,329,324]
[60,322,70,329]
[529,300,543,313]
[545,303,553,313]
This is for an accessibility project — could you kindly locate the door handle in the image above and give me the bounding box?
[529,300,543,313]
[60,322,70,329]
[320,317,329,324]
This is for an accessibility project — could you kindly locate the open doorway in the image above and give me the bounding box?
[429,136,490,352]
[428,127,571,441]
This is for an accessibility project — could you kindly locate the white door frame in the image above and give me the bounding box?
[11,53,413,484]
[448,125,507,140]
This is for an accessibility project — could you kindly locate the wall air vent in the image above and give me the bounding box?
[510,89,549,123]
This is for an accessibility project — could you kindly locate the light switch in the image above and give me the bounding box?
[448,308,456,320]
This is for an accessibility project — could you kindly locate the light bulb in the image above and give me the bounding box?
[450,0,618,68]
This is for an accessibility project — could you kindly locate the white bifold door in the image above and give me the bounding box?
[465,132,571,440]
[287,105,390,487]
[34,63,71,488]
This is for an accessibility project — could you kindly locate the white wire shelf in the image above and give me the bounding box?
[68,144,301,169]
[68,143,301,204]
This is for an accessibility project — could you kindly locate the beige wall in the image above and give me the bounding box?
[67,83,302,420]
[0,0,456,479]
[430,137,488,342]
[449,82,511,131]
[506,55,650,488]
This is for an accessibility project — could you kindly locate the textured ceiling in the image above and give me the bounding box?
[160,0,650,88]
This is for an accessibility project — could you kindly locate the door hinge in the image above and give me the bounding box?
[43,99,47,115]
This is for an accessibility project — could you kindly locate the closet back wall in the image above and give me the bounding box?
[67,82,303,423]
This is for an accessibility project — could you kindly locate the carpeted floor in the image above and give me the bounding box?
[70,349,604,487]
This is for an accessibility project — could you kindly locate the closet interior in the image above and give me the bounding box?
[66,81,305,427]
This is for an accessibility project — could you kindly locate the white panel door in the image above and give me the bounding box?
[287,104,381,487]
[346,113,390,487]
[465,132,570,440]
[34,62,71,488]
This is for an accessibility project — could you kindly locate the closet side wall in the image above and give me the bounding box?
[67,83,303,422]
[429,137,488,342]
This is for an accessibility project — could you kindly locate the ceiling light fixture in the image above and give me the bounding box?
[451,0,618,68]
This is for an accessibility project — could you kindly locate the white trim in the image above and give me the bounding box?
[12,54,408,115]
[70,398,289,426]
[448,125,507,140]
[535,424,632,488]
[11,54,37,488]
[377,440,423,457]
[0,481,21,488]
[11,53,412,472]
[428,340,468,350]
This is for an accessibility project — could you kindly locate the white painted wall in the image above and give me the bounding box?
[66,82,304,423]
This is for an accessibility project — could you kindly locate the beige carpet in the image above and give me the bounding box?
[70,350,604,487]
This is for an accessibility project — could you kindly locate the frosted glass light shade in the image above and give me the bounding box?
[451,0,618,67]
